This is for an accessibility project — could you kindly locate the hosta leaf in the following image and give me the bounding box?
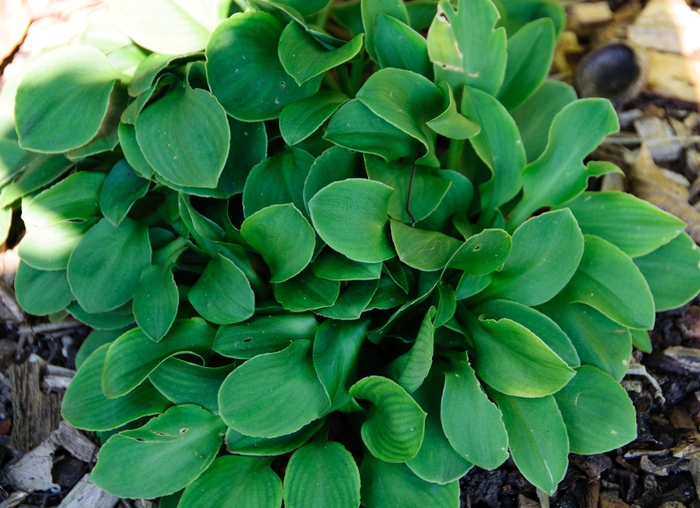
[280,91,348,146]
[75,327,132,370]
[188,255,255,325]
[356,68,444,167]
[634,233,700,312]
[361,0,409,62]
[225,419,325,456]
[284,438,361,508]
[108,0,222,54]
[135,87,230,189]
[418,170,474,231]
[441,353,509,469]
[214,314,319,359]
[631,328,653,354]
[509,99,620,227]
[0,139,31,187]
[67,301,135,330]
[313,251,382,282]
[498,0,566,36]
[303,146,362,207]
[118,123,154,179]
[241,204,315,283]
[427,0,507,95]
[489,392,569,496]
[179,456,282,508]
[15,46,119,153]
[366,276,410,310]
[538,297,632,381]
[274,267,341,312]
[91,405,226,499]
[427,82,480,140]
[458,309,575,397]
[560,235,655,329]
[309,179,395,263]
[455,273,492,300]
[445,228,511,275]
[149,358,232,415]
[67,218,150,313]
[313,319,368,412]
[0,154,74,209]
[554,366,637,454]
[360,455,459,508]
[207,12,321,121]
[478,209,584,306]
[497,18,555,110]
[22,171,104,227]
[15,263,73,315]
[475,299,580,368]
[315,279,379,320]
[275,0,331,16]
[407,365,473,484]
[102,318,216,398]
[218,340,330,438]
[406,0,441,31]
[390,307,435,393]
[133,264,178,343]
[100,160,149,227]
[19,219,97,271]
[374,13,432,78]
[62,344,169,431]
[462,86,526,218]
[279,22,364,85]
[365,154,451,225]
[391,220,462,272]
[349,376,426,462]
[128,51,202,97]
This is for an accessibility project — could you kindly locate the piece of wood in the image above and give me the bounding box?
[5,440,59,491]
[664,346,700,373]
[50,421,96,463]
[8,357,62,451]
[627,0,700,55]
[634,117,683,162]
[569,2,612,25]
[56,473,119,508]
[646,50,700,105]
[0,491,29,508]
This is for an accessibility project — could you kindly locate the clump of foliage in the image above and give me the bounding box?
[2,0,700,506]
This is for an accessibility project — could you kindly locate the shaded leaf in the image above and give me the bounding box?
[280,91,348,146]
[100,160,150,227]
[375,13,432,78]
[15,263,73,315]
[133,264,178,343]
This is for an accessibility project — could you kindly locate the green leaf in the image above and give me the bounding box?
[214,314,319,359]
[179,456,282,508]
[478,209,584,306]
[313,251,382,282]
[280,91,348,146]
[445,228,511,275]
[427,0,507,95]
[309,179,395,263]
[75,327,131,370]
[455,272,492,300]
[207,12,321,121]
[560,235,655,329]
[91,405,225,499]
[441,353,509,469]
[537,297,632,381]
[100,160,150,227]
[68,218,151,314]
[136,87,229,188]
[508,99,620,227]
[365,154,451,225]
[325,100,420,162]
[275,0,331,15]
[511,80,577,163]
[349,376,426,462]
[22,172,104,228]
[149,358,232,415]
[406,365,473,484]
[374,14,432,78]
[102,318,216,398]
[285,438,361,508]
[241,204,315,283]
[15,46,119,153]
[361,0,409,62]
[391,220,462,271]
[19,219,97,271]
[133,264,178,343]
[498,0,566,36]
[475,299,580,368]
[390,307,435,393]
[219,340,330,438]
[274,267,341,312]
[360,455,459,508]
[225,419,325,456]
[0,207,9,245]
[15,263,73,315]
[243,148,313,218]
[458,308,575,397]
[497,18,555,110]
[406,0,440,31]
[427,82,480,140]
[128,52,202,97]
[315,279,379,320]
[634,232,700,311]
[108,0,222,54]
[313,319,368,412]
[188,255,255,325]
[279,22,364,85]
[67,301,136,330]
[62,344,170,431]
[303,146,362,207]
[554,366,636,454]
[366,277,410,310]
[489,392,569,496]
[357,68,444,167]
[417,170,474,231]
[462,86,526,217]
[563,191,686,258]
[0,139,31,186]
[0,154,74,209]
[118,123,154,179]
[631,328,653,354]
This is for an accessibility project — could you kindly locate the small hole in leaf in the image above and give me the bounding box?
[180,428,188,434]
[243,338,252,343]
[473,245,481,251]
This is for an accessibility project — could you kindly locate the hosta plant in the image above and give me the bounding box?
[3,0,700,506]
